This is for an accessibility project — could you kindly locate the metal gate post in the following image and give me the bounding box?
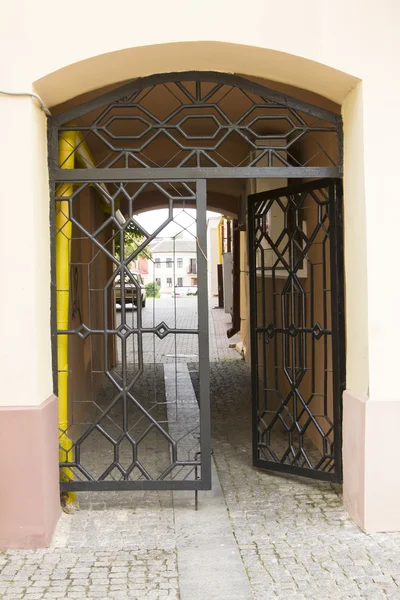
[196,179,212,489]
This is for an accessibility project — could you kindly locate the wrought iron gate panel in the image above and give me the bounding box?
[55,178,210,491]
[248,179,344,482]
[49,72,345,491]
[49,72,342,181]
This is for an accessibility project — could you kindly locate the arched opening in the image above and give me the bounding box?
[50,71,345,499]
[35,41,357,109]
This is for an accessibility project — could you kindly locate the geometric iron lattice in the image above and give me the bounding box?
[248,179,345,483]
[55,179,210,491]
[50,72,341,176]
[49,72,344,491]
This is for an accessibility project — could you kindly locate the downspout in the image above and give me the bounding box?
[217,219,223,265]
[217,216,231,309]
[57,131,76,500]
[227,219,241,339]
[57,130,109,502]
[217,218,224,308]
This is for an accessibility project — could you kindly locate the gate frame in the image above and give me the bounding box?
[247,178,345,483]
[54,177,212,492]
[48,71,345,489]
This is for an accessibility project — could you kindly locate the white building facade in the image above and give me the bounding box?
[147,238,198,294]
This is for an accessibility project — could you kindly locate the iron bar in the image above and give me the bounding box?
[51,167,341,182]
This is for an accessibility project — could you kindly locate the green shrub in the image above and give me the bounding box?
[145,281,160,298]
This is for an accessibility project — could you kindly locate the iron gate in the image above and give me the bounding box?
[54,178,210,491]
[248,179,345,482]
[49,72,344,491]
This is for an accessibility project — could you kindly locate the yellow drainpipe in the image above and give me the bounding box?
[57,129,104,501]
[217,221,223,265]
[57,131,76,499]
[217,215,230,264]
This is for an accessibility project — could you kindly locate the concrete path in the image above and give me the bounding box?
[174,461,253,600]
[165,361,253,600]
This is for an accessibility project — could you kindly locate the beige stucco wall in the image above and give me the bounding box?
[1,0,395,404]
[1,0,400,531]
[342,83,369,396]
[0,2,369,410]
[0,97,53,407]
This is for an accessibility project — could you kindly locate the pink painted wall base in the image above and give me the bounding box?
[343,391,400,532]
[0,395,61,549]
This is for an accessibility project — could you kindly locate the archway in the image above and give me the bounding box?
[49,71,345,498]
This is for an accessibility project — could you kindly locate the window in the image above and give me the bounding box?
[166,258,172,268]
[177,277,183,287]
[155,278,161,287]
[177,258,183,268]
[167,278,172,288]
[155,258,161,268]
[188,258,197,274]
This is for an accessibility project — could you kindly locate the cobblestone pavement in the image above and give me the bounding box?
[2,302,400,599]
[117,296,240,363]
[0,493,179,600]
[210,361,400,600]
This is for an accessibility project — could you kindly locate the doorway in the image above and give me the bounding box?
[49,72,344,493]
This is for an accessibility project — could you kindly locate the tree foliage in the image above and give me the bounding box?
[114,222,151,261]
[145,281,160,298]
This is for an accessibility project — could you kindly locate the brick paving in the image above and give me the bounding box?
[1,299,400,599]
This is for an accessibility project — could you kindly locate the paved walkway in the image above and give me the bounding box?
[2,301,400,599]
[117,295,240,363]
[210,361,400,600]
